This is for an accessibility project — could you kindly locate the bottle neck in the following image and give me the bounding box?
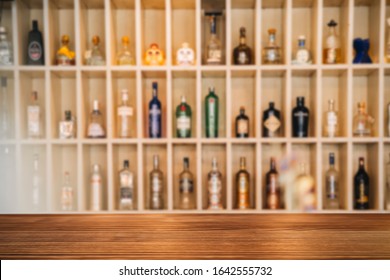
[268,33,276,45]
[298,39,305,49]
[270,159,276,171]
[153,156,159,170]
[239,32,246,45]
[328,100,335,111]
[64,172,70,185]
[183,159,189,170]
[329,26,336,36]
[239,108,245,116]
[240,158,246,170]
[33,157,39,171]
[210,18,216,35]
[212,159,218,171]
[297,99,304,107]
[359,159,365,170]
[329,154,335,168]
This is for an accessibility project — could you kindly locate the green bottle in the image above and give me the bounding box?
[176,96,192,138]
[205,87,219,138]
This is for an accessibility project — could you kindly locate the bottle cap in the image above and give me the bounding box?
[124,160,129,168]
[1,76,7,87]
[240,27,246,34]
[93,100,99,111]
[150,43,159,49]
[32,20,38,30]
[31,91,38,101]
[181,96,186,103]
[328,19,337,27]
[240,106,245,112]
[122,36,129,44]
[298,35,306,41]
[65,110,72,120]
[182,42,189,48]
[269,102,275,108]
[297,96,305,104]
[61,35,70,44]
[209,86,215,92]
[92,164,100,172]
[152,82,158,90]
[92,35,100,45]
[329,153,335,165]
[0,26,6,34]
[121,89,129,101]
[183,157,189,166]
[212,157,217,166]
[268,28,276,34]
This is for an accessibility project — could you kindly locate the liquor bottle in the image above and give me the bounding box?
[206,14,222,65]
[235,106,249,138]
[27,20,44,65]
[144,43,165,65]
[262,102,281,138]
[119,160,134,210]
[353,102,374,137]
[323,99,338,137]
[354,157,369,210]
[85,35,105,66]
[205,86,219,138]
[323,19,341,64]
[176,42,195,66]
[0,77,10,139]
[56,35,75,65]
[325,153,339,210]
[117,89,133,138]
[386,18,390,63]
[87,100,105,138]
[233,27,252,65]
[61,171,73,211]
[236,157,250,209]
[27,91,42,139]
[59,110,76,139]
[265,157,282,210]
[149,82,162,138]
[90,164,103,211]
[386,154,390,210]
[150,155,164,210]
[292,97,309,137]
[293,163,316,211]
[179,157,195,210]
[176,96,192,138]
[387,103,390,137]
[0,26,13,65]
[116,36,134,65]
[293,36,311,65]
[263,28,281,64]
[208,157,223,210]
[32,153,41,211]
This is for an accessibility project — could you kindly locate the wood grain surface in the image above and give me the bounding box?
[0,214,390,260]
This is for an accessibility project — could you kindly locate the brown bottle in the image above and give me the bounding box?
[266,157,281,209]
[236,157,250,209]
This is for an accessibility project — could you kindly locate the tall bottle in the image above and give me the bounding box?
[117,89,133,138]
[294,163,316,211]
[325,153,339,210]
[233,27,252,65]
[90,164,103,211]
[119,160,134,210]
[236,157,250,209]
[205,87,219,138]
[0,26,13,65]
[324,20,341,64]
[176,96,192,138]
[354,157,369,210]
[27,20,44,65]
[87,100,105,138]
[32,153,41,212]
[292,97,309,137]
[265,157,281,210]
[179,157,195,210]
[150,155,164,210]
[206,14,222,65]
[386,18,390,63]
[386,154,390,210]
[27,91,42,139]
[85,35,105,65]
[324,99,338,137]
[149,82,162,138]
[263,102,281,138]
[0,77,10,139]
[235,107,249,138]
[208,157,223,210]
[116,36,134,65]
[353,102,374,137]
[61,171,73,211]
[263,28,281,64]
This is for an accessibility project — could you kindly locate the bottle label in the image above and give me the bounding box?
[177,116,191,131]
[28,106,40,135]
[266,50,277,62]
[326,48,336,64]
[238,176,249,208]
[28,41,42,61]
[357,181,368,204]
[180,178,194,193]
[88,123,105,137]
[208,98,217,136]
[118,106,133,137]
[149,104,161,136]
[296,50,309,64]
[120,173,132,188]
[264,115,281,133]
[208,176,222,208]
[118,106,133,117]
[90,174,102,211]
[59,121,74,139]
[120,186,133,200]
[267,193,279,209]
[177,47,195,65]
[0,45,12,64]
[207,50,221,63]
[61,187,73,209]
[238,52,247,64]
[326,112,337,135]
[237,120,249,134]
[326,177,338,199]
[151,176,162,193]
[267,174,278,193]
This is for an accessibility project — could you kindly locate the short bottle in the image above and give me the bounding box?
[236,157,250,209]
[0,26,13,65]
[149,82,162,138]
[265,157,282,210]
[144,43,165,65]
[32,153,42,211]
[205,87,219,138]
[354,157,369,210]
[176,42,195,66]
[324,99,338,137]
[90,164,103,211]
[293,35,311,65]
[263,28,281,64]
[117,89,134,138]
[233,27,252,65]
[324,19,341,64]
[119,160,134,210]
[59,110,76,139]
[293,163,316,211]
[61,171,74,211]
[179,157,195,210]
[176,96,192,138]
[235,107,249,138]
[206,14,223,65]
[27,20,44,65]
[386,153,390,210]
[85,35,105,65]
[325,153,339,210]
[87,100,105,138]
[353,102,374,137]
[208,157,223,210]
[0,76,10,139]
[292,97,309,138]
[116,36,134,65]
[150,155,164,210]
[27,91,42,139]
[56,35,75,65]
[262,102,281,138]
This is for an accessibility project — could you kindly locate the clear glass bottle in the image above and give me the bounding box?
[263,28,281,64]
[85,35,105,65]
[32,153,41,212]
[117,89,133,138]
[236,157,250,209]
[117,36,134,65]
[27,91,42,139]
[119,160,134,210]
[56,35,75,65]
[266,157,282,210]
[0,26,13,65]
[387,103,390,137]
[208,157,223,210]
[176,96,192,138]
[233,27,252,65]
[61,171,73,211]
[206,15,222,65]
[324,99,338,137]
[150,155,164,210]
[386,18,390,63]
[90,164,103,211]
[354,157,369,210]
[353,102,375,137]
[325,153,339,210]
[386,154,390,210]
[235,106,249,138]
[205,87,219,138]
[294,35,311,65]
[179,157,195,210]
[87,100,105,138]
[323,19,341,64]
[0,76,10,139]
[294,163,316,211]
[59,110,76,139]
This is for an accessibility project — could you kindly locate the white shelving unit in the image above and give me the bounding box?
[1,0,390,213]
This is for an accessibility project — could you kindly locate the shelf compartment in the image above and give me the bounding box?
[1,0,14,65]
[384,69,390,137]
[0,145,17,213]
[0,72,16,139]
[383,144,390,211]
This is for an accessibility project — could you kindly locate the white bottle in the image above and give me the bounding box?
[117,89,133,138]
[324,99,338,137]
[32,153,41,211]
[61,171,74,211]
[27,91,41,138]
[90,164,103,211]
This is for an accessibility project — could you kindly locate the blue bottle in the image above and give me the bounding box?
[149,82,162,138]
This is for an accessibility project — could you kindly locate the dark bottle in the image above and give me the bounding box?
[27,20,44,65]
[265,157,282,209]
[292,97,309,137]
[263,102,281,137]
[205,87,219,138]
[354,157,369,210]
[233,27,252,65]
[235,106,249,138]
[148,82,162,138]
